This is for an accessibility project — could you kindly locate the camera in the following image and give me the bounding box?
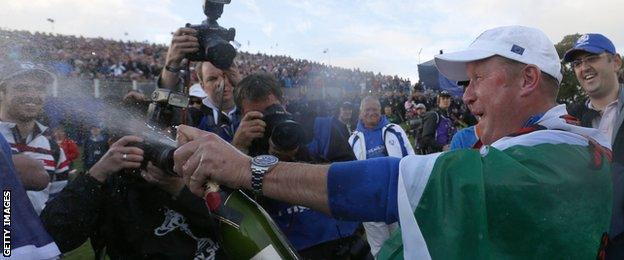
[146,88,189,130]
[251,104,305,155]
[185,0,237,70]
[127,140,177,176]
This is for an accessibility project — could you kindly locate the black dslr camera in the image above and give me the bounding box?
[128,140,178,176]
[250,104,306,156]
[186,0,237,70]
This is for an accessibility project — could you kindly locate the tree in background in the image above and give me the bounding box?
[555,33,583,104]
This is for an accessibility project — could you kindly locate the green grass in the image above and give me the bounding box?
[62,240,95,259]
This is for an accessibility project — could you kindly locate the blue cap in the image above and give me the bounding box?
[563,33,616,62]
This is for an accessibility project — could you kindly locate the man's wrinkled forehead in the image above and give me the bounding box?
[466,56,509,74]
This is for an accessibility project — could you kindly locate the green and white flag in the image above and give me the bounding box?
[378,105,612,259]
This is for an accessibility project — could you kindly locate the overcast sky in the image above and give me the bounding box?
[1,0,623,82]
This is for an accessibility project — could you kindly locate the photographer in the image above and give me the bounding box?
[231,73,366,259]
[420,91,456,153]
[40,135,222,259]
[159,27,241,142]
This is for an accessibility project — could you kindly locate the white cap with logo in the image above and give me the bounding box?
[434,26,562,84]
[189,83,207,98]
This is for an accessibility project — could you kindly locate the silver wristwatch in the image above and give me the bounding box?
[251,155,279,194]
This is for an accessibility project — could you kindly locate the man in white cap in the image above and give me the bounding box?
[174,26,612,259]
[187,83,208,126]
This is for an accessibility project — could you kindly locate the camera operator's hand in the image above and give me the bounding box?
[89,136,144,183]
[232,111,266,153]
[160,27,199,88]
[123,90,148,103]
[141,162,185,197]
[166,27,199,68]
[174,125,251,197]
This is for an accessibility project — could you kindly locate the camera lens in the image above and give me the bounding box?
[271,120,305,151]
[206,41,236,70]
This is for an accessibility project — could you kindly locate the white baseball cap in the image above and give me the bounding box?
[434,26,562,84]
[189,83,207,98]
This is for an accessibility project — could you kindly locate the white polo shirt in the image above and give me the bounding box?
[589,99,620,143]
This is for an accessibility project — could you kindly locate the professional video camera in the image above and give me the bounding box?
[186,0,237,70]
[145,88,189,131]
[250,104,306,156]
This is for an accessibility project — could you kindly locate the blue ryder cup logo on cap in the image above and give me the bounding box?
[511,44,525,55]
[576,34,590,45]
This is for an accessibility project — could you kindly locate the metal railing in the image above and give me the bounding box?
[52,77,157,99]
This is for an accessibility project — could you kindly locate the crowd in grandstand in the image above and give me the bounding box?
[0,28,412,93]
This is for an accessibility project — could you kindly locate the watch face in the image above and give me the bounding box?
[252,155,279,167]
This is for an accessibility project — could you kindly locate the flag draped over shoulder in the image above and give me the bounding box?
[378,105,612,259]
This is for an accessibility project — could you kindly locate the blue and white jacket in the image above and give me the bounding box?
[349,117,415,160]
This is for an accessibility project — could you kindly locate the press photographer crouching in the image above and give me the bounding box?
[40,135,223,259]
[232,73,369,259]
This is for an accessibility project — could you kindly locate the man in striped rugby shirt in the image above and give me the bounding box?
[0,67,70,214]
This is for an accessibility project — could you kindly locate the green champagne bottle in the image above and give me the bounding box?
[210,189,299,260]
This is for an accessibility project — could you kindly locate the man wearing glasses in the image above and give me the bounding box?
[564,34,624,259]
[564,34,622,142]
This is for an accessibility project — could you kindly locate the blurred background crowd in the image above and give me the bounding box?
[0,28,474,172]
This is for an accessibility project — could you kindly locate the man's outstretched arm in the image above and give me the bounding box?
[174,125,399,222]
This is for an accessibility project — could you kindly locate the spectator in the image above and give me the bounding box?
[109,61,126,77]
[338,101,355,133]
[348,96,414,257]
[384,105,401,124]
[0,67,70,214]
[188,83,208,126]
[406,103,427,153]
[420,91,456,153]
[53,126,80,165]
[83,124,109,170]
[564,34,622,142]
[561,34,624,257]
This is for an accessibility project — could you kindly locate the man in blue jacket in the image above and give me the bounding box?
[348,96,414,256]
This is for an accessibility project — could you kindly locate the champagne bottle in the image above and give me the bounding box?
[210,189,299,260]
[137,139,299,259]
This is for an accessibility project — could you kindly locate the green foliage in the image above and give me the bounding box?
[554,33,584,104]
